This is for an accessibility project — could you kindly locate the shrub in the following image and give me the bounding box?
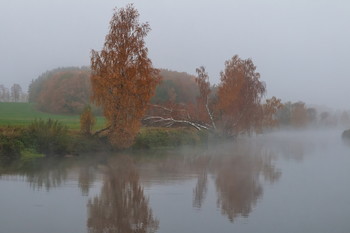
[26,119,69,156]
[0,127,24,159]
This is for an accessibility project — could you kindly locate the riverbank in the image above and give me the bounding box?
[0,123,208,159]
[0,102,208,159]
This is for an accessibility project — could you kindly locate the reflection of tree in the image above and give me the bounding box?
[26,165,67,190]
[78,166,96,196]
[215,155,263,221]
[87,156,159,233]
[214,153,281,222]
[192,156,210,208]
[0,158,69,191]
[193,171,207,208]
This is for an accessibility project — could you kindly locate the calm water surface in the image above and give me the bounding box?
[1,129,350,233]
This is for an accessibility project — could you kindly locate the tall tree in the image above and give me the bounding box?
[91,4,160,148]
[216,55,266,136]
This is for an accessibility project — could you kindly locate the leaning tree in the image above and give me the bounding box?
[91,4,160,148]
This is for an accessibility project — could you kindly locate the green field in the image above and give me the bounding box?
[0,102,106,130]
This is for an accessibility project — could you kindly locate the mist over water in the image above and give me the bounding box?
[1,129,350,233]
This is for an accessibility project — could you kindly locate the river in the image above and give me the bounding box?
[1,129,350,233]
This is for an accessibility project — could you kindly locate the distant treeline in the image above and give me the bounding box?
[0,83,28,102]
[275,101,350,128]
[28,67,200,114]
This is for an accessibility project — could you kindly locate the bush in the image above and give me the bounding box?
[0,127,24,159]
[25,119,69,156]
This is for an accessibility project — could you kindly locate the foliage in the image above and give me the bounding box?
[91,4,160,148]
[35,69,91,114]
[145,55,267,137]
[276,101,318,128]
[80,105,96,135]
[152,69,199,104]
[216,55,266,136]
[28,67,86,102]
[259,97,283,129]
[25,119,69,156]
[0,127,24,159]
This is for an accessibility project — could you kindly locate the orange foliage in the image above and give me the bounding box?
[37,70,91,114]
[261,97,283,128]
[90,4,160,148]
[216,55,266,136]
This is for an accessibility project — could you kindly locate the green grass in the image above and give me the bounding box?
[133,127,208,149]
[0,102,106,130]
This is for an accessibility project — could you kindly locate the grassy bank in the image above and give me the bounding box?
[0,103,208,159]
[134,127,208,149]
[0,102,105,130]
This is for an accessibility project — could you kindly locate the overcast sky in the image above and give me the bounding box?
[1,0,349,110]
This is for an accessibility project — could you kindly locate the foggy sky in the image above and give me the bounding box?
[1,0,349,110]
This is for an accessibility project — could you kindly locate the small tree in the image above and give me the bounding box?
[80,106,96,135]
[91,4,160,148]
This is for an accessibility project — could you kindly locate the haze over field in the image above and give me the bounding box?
[1,0,350,109]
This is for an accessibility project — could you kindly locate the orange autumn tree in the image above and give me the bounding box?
[260,96,283,129]
[216,55,266,137]
[91,4,160,148]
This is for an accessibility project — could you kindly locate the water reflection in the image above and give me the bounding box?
[190,142,281,222]
[192,156,210,208]
[214,154,276,222]
[138,140,282,223]
[87,155,159,233]
[0,158,69,190]
[0,137,285,231]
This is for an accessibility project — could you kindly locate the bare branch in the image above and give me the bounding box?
[143,116,209,131]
